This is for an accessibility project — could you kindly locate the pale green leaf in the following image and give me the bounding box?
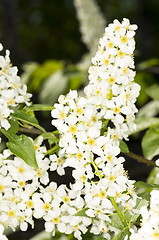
[142,127,159,160]
[39,70,68,105]
[146,84,159,101]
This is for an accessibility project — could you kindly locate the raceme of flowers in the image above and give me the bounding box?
[0,18,142,240]
[50,18,140,239]
[74,0,106,53]
[0,43,32,131]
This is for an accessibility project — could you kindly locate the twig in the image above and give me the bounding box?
[123,151,157,167]
[18,127,43,135]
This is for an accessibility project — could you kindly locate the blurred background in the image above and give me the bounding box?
[0,0,159,66]
[0,0,159,239]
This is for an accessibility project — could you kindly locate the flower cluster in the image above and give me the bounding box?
[129,190,159,240]
[50,18,140,239]
[0,43,32,131]
[74,0,106,53]
[0,18,141,240]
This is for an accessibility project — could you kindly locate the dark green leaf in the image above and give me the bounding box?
[0,128,38,168]
[119,140,129,153]
[7,135,38,169]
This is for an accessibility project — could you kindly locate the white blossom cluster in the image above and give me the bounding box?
[74,0,106,53]
[50,18,140,239]
[0,43,32,131]
[129,190,159,240]
[0,18,141,240]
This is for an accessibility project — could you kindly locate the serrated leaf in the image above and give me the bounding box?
[7,135,38,169]
[11,110,46,133]
[25,104,54,112]
[119,140,129,153]
[142,127,159,160]
[75,208,89,217]
[146,84,159,101]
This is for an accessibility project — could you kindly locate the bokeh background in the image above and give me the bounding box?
[0,0,159,239]
[0,0,159,66]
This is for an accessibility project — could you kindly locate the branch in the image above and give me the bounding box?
[123,151,157,167]
[18,127,43,135]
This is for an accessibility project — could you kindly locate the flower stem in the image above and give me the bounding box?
[90,154,102,179]
[109,196,128,228]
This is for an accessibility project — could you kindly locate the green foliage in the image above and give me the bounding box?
[146,84,159,102]
[137,58,159,71]
[74,208,89,217]
[111,227,130,240]
[25,104,55,112]
[39,70,68,105]
[11,110,46,133]
[129,117,159,135]
[137,100,159,118]
[41,132,57,146]
[67,71,84,90]
[119,140,129,153]
[28,60,64,92]
[147,167,159,184]
[0,128,38,169]
[142,125,159,160]
[134,72,155,107]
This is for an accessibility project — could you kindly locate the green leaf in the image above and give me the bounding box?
[119,140,129,153]
[39,70,68,105]
[146,84,159,102]
[29,60,64,92]
[142,126,159,160]
[29,230,52,240]
[0,128,38,168]
[128,117,159,135]
[137,58,159,70]
[25,104,54,112]
[41,132,57,145]
[67,71,83,90]
[8,119,19,134]
[137,100,159,118]
[130,198,148,223]
[11,110,46,133]
[134,72,155,107]
[7,135,38,168]
[112,227,129,240]
[75,208,89,217]
[110,214,124,230]
[147,167,159,184]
